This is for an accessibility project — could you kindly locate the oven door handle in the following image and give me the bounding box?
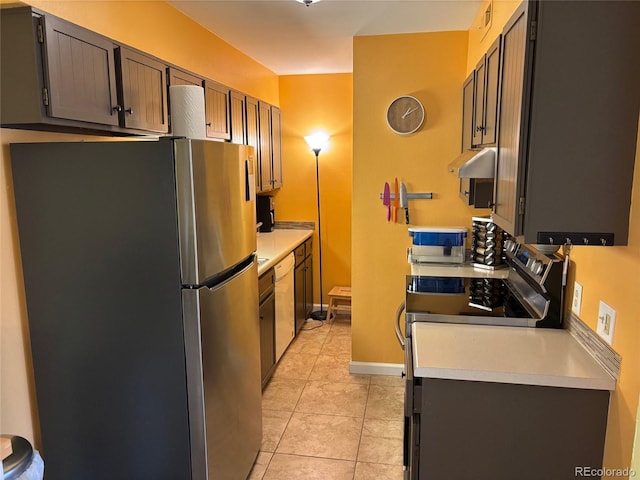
[395,301,406,350]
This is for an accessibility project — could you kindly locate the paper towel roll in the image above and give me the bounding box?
[169,85,206,139]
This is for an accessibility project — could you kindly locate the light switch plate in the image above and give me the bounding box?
[596,301,616,345]
[571,282,583,316]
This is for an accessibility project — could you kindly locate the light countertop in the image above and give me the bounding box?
[256,228,313,275]
[412,322,615,391]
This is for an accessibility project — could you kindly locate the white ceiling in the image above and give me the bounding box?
[168,0,482,75]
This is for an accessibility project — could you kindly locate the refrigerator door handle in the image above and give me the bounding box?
[208,255,256,292]
[395,301,406,350]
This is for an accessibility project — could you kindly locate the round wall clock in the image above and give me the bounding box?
[386,95,425,135]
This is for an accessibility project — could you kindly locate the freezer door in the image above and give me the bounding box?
[175,139,257,285]
[182,259,261,480]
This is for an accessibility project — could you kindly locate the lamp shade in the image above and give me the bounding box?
[304,132,330,153]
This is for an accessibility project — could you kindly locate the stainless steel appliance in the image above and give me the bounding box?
[396,237,568,479]
[11,138,261,480]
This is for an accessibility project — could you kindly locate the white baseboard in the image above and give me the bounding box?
[349,361,404,376]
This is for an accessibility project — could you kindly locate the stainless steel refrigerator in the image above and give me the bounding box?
[11,138,262,480]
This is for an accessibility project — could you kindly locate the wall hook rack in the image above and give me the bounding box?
[378,192,433,200]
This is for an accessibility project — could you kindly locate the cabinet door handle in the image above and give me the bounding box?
[476,125,485,132]
[125,107,133,115]
[112,105,122,114]
[206,122,212,127]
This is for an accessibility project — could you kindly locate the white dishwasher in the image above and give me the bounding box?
[274,253,295,361]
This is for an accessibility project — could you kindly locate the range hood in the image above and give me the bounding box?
[448,147,496,178]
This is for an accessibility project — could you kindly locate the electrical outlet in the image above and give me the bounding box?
[596,301,616,345]
[571,282,583,316]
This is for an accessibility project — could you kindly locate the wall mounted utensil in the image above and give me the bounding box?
[383,182,391,221]
[399,182,409,224]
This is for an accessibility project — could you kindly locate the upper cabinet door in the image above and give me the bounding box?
[204,80,231,140]
[117,46,168,133]
[482,37,501,145]
[472,57,486,147]
[471,35,501,147]
[271,106,282,190]
[42,16,119,126]
[246,96,261,192]
[461,72,475,152]
[493,5,531,236]
[167,67,202,88]
[230,90,247,145]
[258,101,273,192]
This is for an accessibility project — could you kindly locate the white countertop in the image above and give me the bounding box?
[412,322,615,391]
[256,229,313,275]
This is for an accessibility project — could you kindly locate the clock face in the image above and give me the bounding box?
[386,96,425,135]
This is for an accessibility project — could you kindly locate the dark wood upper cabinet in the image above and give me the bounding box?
[116,46,168,133]
[1,7,123,131]
[246,96,261,192]
[493,1,640,245]
[271,106,283,190]
[461,72,475,152]
[204,80,231,140]
[230,90,247,145]
[42,15,119,126]
[167,67,202,87]
[482,38,500,145]
[471,36,501,147]
[258,101,273,192]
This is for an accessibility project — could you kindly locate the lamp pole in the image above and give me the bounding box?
[310,147,326,321]
[305,131,330,322]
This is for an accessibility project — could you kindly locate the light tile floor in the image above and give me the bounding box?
[249,317,405,480]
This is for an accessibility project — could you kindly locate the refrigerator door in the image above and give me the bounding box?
[10,141,192,480]
[182,258,261,480]
[175,139,257,285]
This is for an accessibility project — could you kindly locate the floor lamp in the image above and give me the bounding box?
[304,132,330,321]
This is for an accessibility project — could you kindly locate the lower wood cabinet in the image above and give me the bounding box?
[409,378,609,479]
[294,238,313,334]
[259,268,276,388]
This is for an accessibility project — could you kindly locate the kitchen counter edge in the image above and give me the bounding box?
[257,229,313,276]
[412,322,616,391]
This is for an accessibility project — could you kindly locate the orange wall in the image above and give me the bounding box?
[0,0,278,449]
[277,74,353,301]
[351,30,470,364]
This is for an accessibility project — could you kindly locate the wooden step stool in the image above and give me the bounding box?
[327,286,351,322]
